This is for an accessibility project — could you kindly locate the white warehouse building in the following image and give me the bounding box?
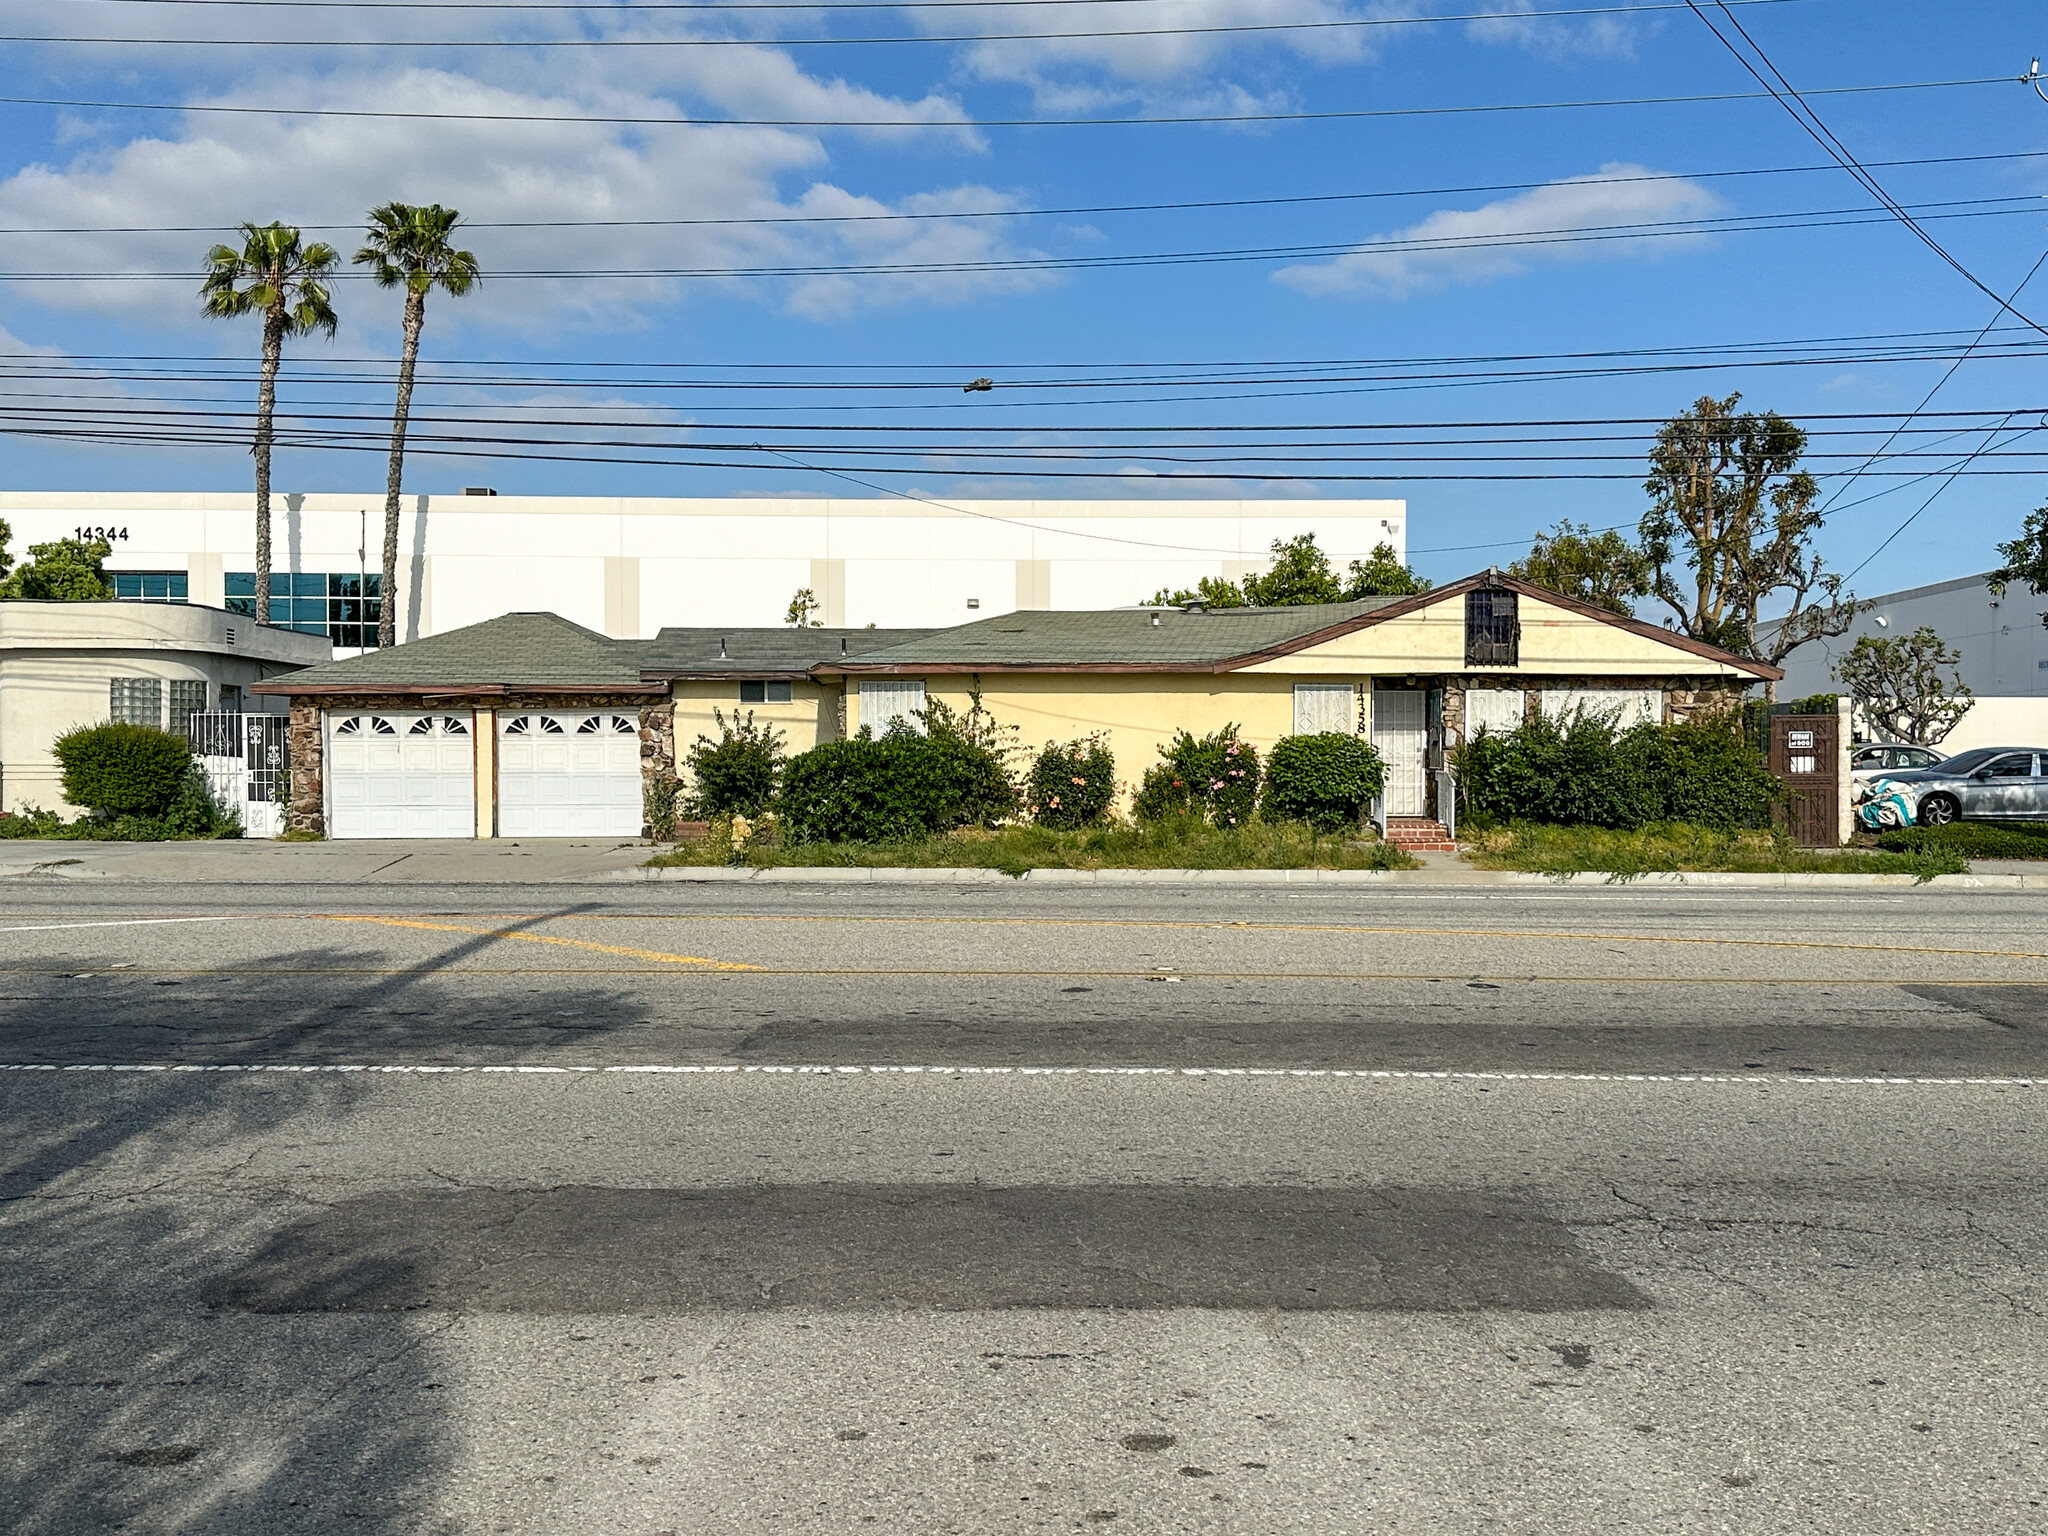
[0,492,1408,651]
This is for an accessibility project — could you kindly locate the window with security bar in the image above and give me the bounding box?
[1464,589,1519,667]
[108,677,162,727]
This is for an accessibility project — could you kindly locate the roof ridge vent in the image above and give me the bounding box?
[1182,600,1207,614]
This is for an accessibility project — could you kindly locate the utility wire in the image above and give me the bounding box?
[1682,1,2048,338]
[0,199,2037,284]
[0,71,2004,130]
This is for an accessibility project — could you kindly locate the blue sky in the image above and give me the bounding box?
[0,0,2043,600]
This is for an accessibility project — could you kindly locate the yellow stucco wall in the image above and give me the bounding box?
[850,672,1300,795]
[1244,592,1755,679]
[672,678,842,787]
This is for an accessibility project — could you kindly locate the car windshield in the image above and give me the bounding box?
[1931,748,2001,774]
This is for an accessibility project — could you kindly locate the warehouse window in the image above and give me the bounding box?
[1464,588,1519,667]
[740,680,793,704]
[109,677,163,727]
[226,572,382,648]
[111,571,189,603]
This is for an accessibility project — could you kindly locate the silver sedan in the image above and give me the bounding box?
[1856,747,2048,830]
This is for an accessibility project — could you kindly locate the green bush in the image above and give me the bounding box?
[0,765,240,841]
[1133,725,1261,828]
[685,708,785,818]
[917,696,1020,828]
[1454,708,1772,831]
[1875,821,2048,860]
[1028,736,1117,829]
[779,727,956,843]
[1263,733,1387,831]
[160,765,241,837]
[51,721,193,815]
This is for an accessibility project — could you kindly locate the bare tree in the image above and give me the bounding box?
[1639,393,1863,692]
[1833,627,1974,746]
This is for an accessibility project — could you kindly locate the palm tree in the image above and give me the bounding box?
[355,203,479,648]
[200,222,339,626]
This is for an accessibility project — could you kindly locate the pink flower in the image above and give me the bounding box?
[1071,776,1086,786]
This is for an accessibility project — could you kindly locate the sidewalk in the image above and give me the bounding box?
[1,838,2043,888]
[0,838,653,883]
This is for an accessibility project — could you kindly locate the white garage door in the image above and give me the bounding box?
[325,712,476,839]
[498,711,643,837]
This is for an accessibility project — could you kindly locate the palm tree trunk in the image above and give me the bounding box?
[253,305,284,627]
[379,290,424,648]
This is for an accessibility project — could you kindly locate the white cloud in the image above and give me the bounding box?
[1272,163,1728,299]
[0,66,1041,335]
[1462,0,1642,59]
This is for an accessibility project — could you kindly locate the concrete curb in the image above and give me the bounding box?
[614,864,2048,889]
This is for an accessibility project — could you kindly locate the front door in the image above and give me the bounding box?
[1371,688,1427,816]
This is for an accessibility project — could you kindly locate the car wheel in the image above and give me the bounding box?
[1918,794,1959,827]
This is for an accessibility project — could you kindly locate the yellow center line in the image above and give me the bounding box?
[319,914,761,971]
[329,911,2048,965]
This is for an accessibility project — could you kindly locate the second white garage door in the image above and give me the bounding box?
[497,711,643,837]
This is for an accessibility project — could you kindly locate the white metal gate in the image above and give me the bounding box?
[497,711,643,837]
[188,712,290,838]
[1370,689,1428,816]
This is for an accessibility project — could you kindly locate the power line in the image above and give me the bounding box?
[0,71,2006,130]
[6,147,2043,236]
[1,198,2037,284]
[1681,1,2048,339]
[0,2,1838,47]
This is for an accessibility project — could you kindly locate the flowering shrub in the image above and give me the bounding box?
[1262,733,1386,831]
[917,694,1021,828]
[1027,736,1117,829]
[1133,725,1261,828]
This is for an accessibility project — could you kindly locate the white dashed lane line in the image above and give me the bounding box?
[0,1063,2036,1087]
[0,916,244,933]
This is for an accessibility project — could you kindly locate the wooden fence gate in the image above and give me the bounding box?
[1770,712,1840,847]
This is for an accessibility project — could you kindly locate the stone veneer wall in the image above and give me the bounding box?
[283,692,667,837]
[1435,673,1753,752]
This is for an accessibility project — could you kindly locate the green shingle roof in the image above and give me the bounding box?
[255,611,653,692]
[635,626,936,676]
[829,598,1406,671]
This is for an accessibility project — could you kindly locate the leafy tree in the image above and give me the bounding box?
[0,518,12,585]
[1833,627,1974,746]
[1,537,113,600]
[1509,521,1651,615]
[201,222,340,626]
[784,587,823,626]
[1342,541,1431,598]
[1148,534,1427,608]
[1639,393,1862,683]
[354,203,479,648]
[1989,501,2048,627]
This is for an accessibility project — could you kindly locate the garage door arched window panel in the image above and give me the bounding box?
[860,679,926,734]
[496,710,642,837]
[324,710,476,838]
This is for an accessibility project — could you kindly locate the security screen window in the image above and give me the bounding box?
[739,681,793,704]
[226,572,383,647]
[1465,588,1519,667]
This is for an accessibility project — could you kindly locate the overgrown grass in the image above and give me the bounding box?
[1875,821,2048,861]
[647,815,1418,875]
[1461,820,1967,880]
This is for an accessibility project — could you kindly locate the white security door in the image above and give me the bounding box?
[498,712,643,837]
[1370,689,1428,816]
[325,712,476,838]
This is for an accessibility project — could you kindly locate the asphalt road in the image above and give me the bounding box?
[3,879,2045,1533]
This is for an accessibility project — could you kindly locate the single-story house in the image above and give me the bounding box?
[255,573,1776,838]
[1,599,330,814]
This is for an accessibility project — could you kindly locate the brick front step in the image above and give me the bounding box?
[1385,818,1458,852]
